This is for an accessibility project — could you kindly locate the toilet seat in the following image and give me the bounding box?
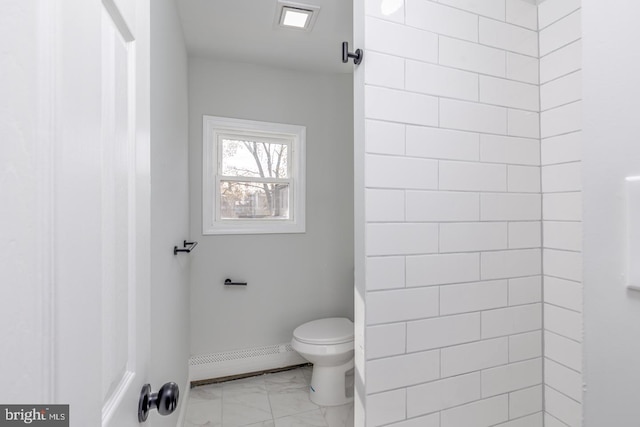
[293,317,354,345]
[290,339,354,360]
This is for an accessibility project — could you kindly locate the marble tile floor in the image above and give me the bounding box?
[184,366,354,427]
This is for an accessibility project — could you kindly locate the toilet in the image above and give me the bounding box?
[291,317,354,406]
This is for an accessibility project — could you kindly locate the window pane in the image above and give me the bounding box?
[220,181,290,219]
[221,138,289,179]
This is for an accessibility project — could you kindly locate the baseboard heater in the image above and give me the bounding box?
[189,343,306,384]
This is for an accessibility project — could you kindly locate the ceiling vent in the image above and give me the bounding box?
[275,0,320,31]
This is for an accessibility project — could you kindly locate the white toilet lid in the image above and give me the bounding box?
[293,317,354,345]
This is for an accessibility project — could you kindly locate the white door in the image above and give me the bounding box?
[1,0,152,423]
[99,0,152,425]
[46,0,151,425]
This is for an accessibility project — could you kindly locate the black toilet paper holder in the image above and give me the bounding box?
[174,240,198,255]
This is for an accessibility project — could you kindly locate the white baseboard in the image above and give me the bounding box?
[175,377,190,427]
[189,343,306,382]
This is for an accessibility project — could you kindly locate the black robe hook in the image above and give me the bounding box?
[342,42,363,65]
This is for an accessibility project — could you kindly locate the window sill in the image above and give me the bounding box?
[202,222,306,235]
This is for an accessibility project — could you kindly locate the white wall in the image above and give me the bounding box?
[360,1,544,425]
[150,0,190,423]
[538,1,584,426]
[188,58,354,357]
[582,1,640,425]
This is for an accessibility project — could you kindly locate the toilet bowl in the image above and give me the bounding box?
[291,317,354,406]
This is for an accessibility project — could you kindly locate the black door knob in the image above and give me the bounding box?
[138,382,179,422]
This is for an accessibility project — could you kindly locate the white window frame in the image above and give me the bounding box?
[202,115,306,235]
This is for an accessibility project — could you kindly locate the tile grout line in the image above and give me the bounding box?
[536,3,547,423]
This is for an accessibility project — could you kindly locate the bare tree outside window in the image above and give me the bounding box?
[220,138,291,219]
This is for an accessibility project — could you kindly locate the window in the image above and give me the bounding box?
[203,116,306,234]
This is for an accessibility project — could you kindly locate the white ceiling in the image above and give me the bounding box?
[176,0,354,74]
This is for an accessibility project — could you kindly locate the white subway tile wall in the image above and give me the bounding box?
[506,109,540,139]
[405,0,479,41]
[510,221,542,249]
[540,1,583,425]
[479,18,538,57]
[537,0,580,29]
[509,385,543,419]
[538,10,581,56]
[509,331,542,363]
[504,413,543,427]
[508,275,542,305]
[506,52,539,85]
[439,37,506,77]
[480,358,542,397]
[363,0,583,425]
[505,0,537,30]
[439,0,506,21]
[406,126,480,161]
[406,313,480,352]
[367,350,440,393]
[366,323,407,359]
[406,372,481,417]
[545,387,582,427]
[539,40,581,84]
[440,395,509,427]
[480,134,539,165]
[363,1,544,426]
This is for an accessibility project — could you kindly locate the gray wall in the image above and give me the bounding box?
[583,0,640,424]
[188,57,354,355]
[150,0,190,423]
